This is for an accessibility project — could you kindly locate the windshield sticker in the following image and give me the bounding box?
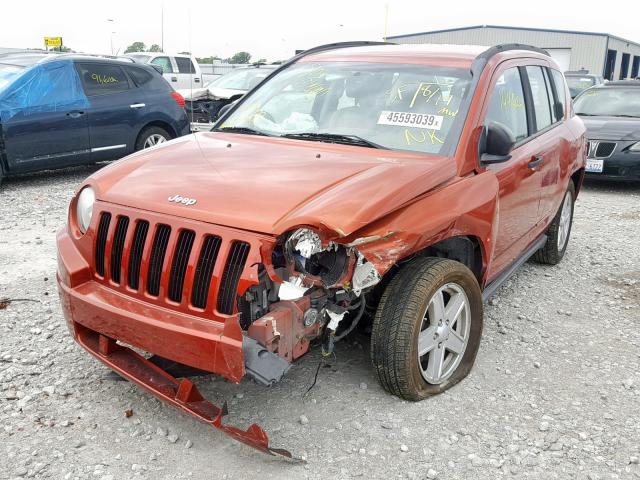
[378,111,443,130]
[404,128,445,146]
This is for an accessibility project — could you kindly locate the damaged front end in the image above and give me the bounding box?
[182,89,242,132]
[57,200,387,460]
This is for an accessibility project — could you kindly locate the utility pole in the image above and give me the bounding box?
[161,4,164,52]
[107,18,115,55]
[383,3,389,41]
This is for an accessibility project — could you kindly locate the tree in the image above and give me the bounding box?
[149,44,163,52]
[227,51,251,64]
[125,42,146,53]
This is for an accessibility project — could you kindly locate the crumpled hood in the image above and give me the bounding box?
[88,132,457,237]
[178,86,246,101]
[582,116,640,141]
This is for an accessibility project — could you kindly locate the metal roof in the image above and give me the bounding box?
[386,24,640,48]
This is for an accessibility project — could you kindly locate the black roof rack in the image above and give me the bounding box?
[471,43,549,77]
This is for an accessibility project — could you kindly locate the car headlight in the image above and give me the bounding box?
[76,187,96,234]
[628,141,640,152]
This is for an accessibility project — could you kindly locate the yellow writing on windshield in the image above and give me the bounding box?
[404,128,445,146]
[91,73,119,84]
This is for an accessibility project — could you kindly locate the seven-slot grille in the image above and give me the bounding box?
[94,211,250,315]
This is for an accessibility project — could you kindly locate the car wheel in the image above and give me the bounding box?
[532,182,575,265]
[135,126,172,151]
[371,257,483,401]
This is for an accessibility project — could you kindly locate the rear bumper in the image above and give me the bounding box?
[57,228,245,382]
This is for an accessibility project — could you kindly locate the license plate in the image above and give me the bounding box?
[586,158,604,173]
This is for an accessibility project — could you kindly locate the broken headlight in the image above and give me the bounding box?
[284,228,349,286]
[281,228,380,294]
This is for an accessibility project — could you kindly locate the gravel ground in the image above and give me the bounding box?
[1,166,639,480]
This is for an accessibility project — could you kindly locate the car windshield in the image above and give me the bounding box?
[574,87,640,117]
[0,63,25,92]
[565,76,596,97]
[207,68,272,91]
[219,62,472,155]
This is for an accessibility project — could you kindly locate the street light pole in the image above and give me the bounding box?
[107,18,115,55]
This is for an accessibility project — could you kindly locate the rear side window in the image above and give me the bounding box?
[125,66,153,86]
[550,69,567,120]
[76,64,130,96]
[525,66,553,131]
[484,67,528,142]
[150,56,174,74]
[175,57,196,74]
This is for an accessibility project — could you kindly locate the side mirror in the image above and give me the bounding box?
[553,102,564,121]
[479,122,516,164]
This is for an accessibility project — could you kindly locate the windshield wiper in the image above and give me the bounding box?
[281,132,385,149]
[216,126,270,136]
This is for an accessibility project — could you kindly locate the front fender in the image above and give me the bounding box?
[350,172,499,285]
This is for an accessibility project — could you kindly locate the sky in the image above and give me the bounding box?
[0,0,637,61]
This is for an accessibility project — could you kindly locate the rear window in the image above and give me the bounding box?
[150,56,174,74]
[76,63,130,96]
[175,57,196,74]
[125,66,153,86]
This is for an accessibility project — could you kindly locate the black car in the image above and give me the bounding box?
[574,80,640,180]
[0,53,190,183]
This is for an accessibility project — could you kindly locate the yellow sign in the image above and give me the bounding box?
[44,37,63,48]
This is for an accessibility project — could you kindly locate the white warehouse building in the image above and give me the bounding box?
[387,25,640,80]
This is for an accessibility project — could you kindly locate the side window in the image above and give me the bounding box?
[525,66,553,131]
[125,66,153,86]
[550,69,567,121]
[484,67,528,142]
[0,62,88,115]
[76,64,130,96]
[150,57,174,74]
[175,57,195,74]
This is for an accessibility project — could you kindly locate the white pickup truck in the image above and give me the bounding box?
[126,52,203,90]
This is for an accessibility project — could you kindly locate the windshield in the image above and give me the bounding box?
[574,87,640,117]
[207,68,272,91]
[219,62,472,155]
[0,63,25,92]
[565,76,596,97]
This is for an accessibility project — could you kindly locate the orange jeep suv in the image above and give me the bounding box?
[57,42,586,457]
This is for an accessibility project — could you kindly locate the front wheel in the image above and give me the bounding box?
[135,126,172,151]
[371,257,483,401]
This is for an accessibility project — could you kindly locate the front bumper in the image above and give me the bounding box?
[57,228,295,458]
[585,152,640,181]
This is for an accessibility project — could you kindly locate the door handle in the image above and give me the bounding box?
[171,76,178,82]
[528,155,544,169]
[130,103,146,109]
[66,111,85,118]
[194,77,200,83]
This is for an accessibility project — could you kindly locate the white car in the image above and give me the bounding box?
[178,65,277,132]
[125,52,203,90]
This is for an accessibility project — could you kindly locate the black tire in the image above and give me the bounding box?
[532,182,575,265]
[135,126,172,151]
[371,257,483,401]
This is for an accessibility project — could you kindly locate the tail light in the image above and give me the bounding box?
[171,91,185,108]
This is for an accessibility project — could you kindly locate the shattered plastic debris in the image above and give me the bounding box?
[278,276,310,300]
[289,228,323,258]
[326,309,347,331]
[351,256,381,296]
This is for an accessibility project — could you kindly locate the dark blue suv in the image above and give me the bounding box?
[0,53,190,182]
